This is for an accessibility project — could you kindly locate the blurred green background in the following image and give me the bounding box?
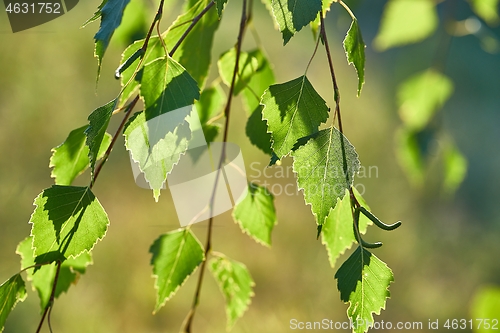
[1,0,500,332]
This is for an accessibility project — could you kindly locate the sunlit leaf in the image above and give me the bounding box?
[91,0,132,76]
[395,128,424,187]
[124,56,198,201]
[442,141,467,196]
[0,274,27,332]
[470,286,500,333]
[30,186,109,263]
[150,229,204,313]
[397,69,454,131]
[374,0,438,50]
[218,48,260,95]
[112,0,148,47]
[262,76,329,159]
[292,127,360,225]
[470,0,500,26]
[209,254,255,330]
[336,247,394,333]
[233,183,277,246]
[85,99,117,177]
[322,188,372,268]
[271,0,322,44]
[164,0,220,88]
[215,0,229,17]
[16,237,92,312]
[195,84,226,145]
[343,18,366,96]
[246,106,273,155]
[241,49,275,114]
[50,126,111,186]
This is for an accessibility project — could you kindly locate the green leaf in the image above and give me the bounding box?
[262,75,329,159]
[124,111,191,201]
[311,0,339,42]
[216,0,229,17]
[140,56,200,119]
[322,188,372,268]
[271,0,322,45]
[16,237,92,312]
[150,229,205,313]
[82,0,107,28]
[395,128,424,187]
[442,141,467,196]
[124,56,199,201]
[0,274,27,332]
[335,247,394,333]
[470,286,500,333]
[195,84,226,145]
[119,36,165,106]
[343,18,366,96]
[85,99,117,177]
[397,69,454,131]
[233,183,277,246]
[470,0,500,26]
[92,0,131,76]
[292,127,360,226]
[164,0,220,88]
[374,0,438,51]
[30,186,109,263]
[218,48,260,96]
[209,254,255,330]
[241,49,275,114]
[112,0,148,47]
[50,126,112,186]
[246,106,273,155]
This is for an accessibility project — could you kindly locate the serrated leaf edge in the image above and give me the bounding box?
[151,229,205,313]
[28,187,110,262]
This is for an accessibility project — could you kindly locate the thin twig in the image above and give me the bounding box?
[182,1,248,331]
[35,261,61,333]
[91,95,140,188]
[319,13,343,134]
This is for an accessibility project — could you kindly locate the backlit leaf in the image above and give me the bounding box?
[218,48,260,96]
[335,247,394,333]
[261,76,329,159]
[85,99,117,177]
[16,237,92,312]
[470,286,500,333]
[343,18,366,96]
[374,0,438,51]
[470,0,500,26]
[241,49,275,114]
[215,0,229,17]
[30,186,109,263]
[209,254,255,330]
[271,0,322,44]
[164,0,220,88]
[50,126,111,186]
[442,141,467,196]
[246,106,273,155]
[140,57,200,119]
[233,183,277,246]
[0,274,27,332]
[397,69,453,130]
[91,0,131,76]
[124,56,199,201]
[292,127,360,225]
[322,188,371,268]
[150,229,204,313]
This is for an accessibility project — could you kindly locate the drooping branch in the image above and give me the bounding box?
[182,1,249,332]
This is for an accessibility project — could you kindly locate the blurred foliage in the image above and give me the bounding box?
[1,0,500,332]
